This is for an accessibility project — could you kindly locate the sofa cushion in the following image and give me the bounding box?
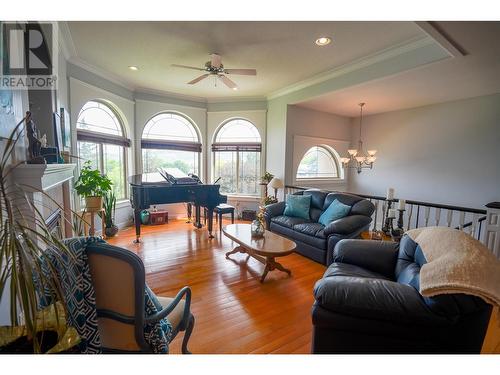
[310,208,323,223]
[271,221,326,249]
[283,194,311,220]
[302,190,329,209]
[323,193,362,211]
[323,262,390,280]
[271,215,310,228]
[313,270,452,325]
[293,222,326,238]
[319,199,351,226]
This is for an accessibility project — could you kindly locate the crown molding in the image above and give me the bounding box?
[58,21,77,60]
[415,21,466,57]
[69,77,135,104]
[267,35,435,100]
[68,57,136,92]
[206,95,266,104]
[134,87,207,104]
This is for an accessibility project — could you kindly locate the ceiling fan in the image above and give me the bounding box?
[172,53,257,90]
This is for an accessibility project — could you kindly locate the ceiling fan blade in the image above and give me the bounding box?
[210,54,222,68]
[219,75,238,90]
[188,74,210,85]
[172,64,206,71]
[224,69,257,76]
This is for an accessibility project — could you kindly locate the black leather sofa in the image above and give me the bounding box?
[312,237,492,353]
[264,190,375,265]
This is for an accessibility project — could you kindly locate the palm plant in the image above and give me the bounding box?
[0,114,74,352]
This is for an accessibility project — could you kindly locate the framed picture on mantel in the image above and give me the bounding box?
[60,107,71,151]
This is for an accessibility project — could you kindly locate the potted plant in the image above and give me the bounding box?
[260,171,274,185]
[0,114,79,353]
[101,191,119,237]
[74,161,113,211]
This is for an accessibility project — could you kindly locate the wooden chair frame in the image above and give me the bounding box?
[86,243,195,353]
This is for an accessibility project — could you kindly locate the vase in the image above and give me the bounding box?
[251,219,265,238]
[105,225,119,237]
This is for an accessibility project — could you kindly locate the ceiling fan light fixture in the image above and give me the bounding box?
[315,37,332,46]
[128,66,139,71]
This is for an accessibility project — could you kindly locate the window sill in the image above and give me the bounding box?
[116,199,131,208]
[226,195,261,202]
[294,179,346,186]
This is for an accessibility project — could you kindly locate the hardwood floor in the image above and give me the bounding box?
[107,218,326,354]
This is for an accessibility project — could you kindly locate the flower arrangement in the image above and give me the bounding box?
[263,195,278,206]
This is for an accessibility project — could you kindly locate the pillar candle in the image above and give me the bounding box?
[398,199,406,210]
[388,208,397,218]
[386,188,395,200]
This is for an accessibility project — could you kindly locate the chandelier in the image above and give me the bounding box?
[340,102,377,174]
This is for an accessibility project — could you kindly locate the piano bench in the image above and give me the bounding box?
[204,204,235,232]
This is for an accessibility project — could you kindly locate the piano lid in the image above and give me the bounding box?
[128,172,170,186]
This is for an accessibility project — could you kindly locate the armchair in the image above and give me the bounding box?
[312,238,492,353]
[86,242,194,353]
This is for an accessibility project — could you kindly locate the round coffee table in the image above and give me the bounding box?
[222,223,296,282]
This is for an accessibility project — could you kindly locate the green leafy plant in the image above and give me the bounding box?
[260,171,274,184]
[101,191,116,229]
[0,115,75,352]
[74,161,112,198]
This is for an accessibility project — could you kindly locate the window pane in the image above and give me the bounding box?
[214,151,237,194]
[238,151,260,195]
[103,144,126,200]
[143,113,198,142]
[215,119,261,143]
[142,149,199,175]
[77,141,100,170]
[297,146,338,179]
[76,101,123,136]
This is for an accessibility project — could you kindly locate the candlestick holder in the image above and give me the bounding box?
[382,200,393,235]
[391,209,406,242]
[397,209,405,230]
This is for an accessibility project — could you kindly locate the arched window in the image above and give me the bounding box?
[76,100,130,200]
[296,145,340,180]
[212,119,261,195]
[141,112,201,176]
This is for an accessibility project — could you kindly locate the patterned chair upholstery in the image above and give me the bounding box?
[86,241,195,353]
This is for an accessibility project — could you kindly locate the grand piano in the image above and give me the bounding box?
[129,171,227,242]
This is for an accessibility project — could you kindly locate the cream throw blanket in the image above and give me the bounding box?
[406,226,500,306]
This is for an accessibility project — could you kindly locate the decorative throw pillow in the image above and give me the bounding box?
[144,284,174,353]
[283,194,311,220]
[318,199,351,226]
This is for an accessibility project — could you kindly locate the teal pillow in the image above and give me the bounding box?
[283,194,311,220]
[318,199,351,226]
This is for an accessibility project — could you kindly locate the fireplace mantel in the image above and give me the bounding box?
[12,163,76,191]
[12,163,76,237]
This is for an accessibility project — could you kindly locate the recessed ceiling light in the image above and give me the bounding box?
[128,66,138,71]
[315,37,332,46]
[232,87,238,91]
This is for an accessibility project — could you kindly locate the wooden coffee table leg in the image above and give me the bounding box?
[260,257,292,282]
[225,245,244,258]
[260,263,271,283]
[272,258,292,276]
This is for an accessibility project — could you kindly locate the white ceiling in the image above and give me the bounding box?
[297,22,500,116]
[66,21,424,99]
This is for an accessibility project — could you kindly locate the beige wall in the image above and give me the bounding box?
[286,105,351,192]
[348,93,500,209]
